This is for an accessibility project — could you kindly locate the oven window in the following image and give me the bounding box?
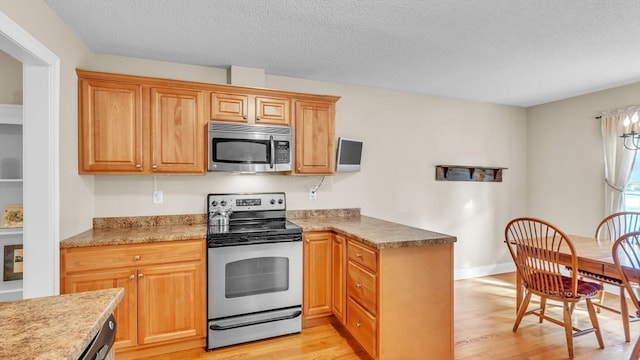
[225,257,289,298]
[213,139,269,164]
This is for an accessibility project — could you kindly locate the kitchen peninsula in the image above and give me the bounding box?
[0,287,123,360]
[60,209,456,360]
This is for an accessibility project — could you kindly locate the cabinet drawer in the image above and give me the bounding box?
[346,297,376,358]
[62,240,203,272]
[347,262,377,315]
[347,240,378,272]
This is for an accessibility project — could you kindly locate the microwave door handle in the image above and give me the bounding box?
[270,135,275,169]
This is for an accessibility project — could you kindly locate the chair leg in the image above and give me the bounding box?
[513,292,532,332]
[596,282,605,313]
[585,298,604,349]
[621,286,631,343]
[562,301,575,359]
[539,296,547,323]
[631,336,640,360]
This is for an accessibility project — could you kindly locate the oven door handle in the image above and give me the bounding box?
[209,310,302,331]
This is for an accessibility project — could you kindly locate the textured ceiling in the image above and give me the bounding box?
[45,0,640,107]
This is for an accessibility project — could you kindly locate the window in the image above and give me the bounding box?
[624,151,640,211]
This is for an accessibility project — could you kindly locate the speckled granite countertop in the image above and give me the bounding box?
[288,209,456,249]
[61,214,206,249]
[0,288,124,360]
[60,210,456,250]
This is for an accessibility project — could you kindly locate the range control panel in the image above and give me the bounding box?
[207,192,286,213]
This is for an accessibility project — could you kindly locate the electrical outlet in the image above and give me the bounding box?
[153,190,163,204]
[309,189,317,200]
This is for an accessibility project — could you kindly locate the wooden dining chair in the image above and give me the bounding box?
[505,217,604,359]
[579,212,640,342]
[611,231,640,360]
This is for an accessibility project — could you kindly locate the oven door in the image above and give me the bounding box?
[207,241,302,319]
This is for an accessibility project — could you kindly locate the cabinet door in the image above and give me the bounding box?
[150,87,205,174]
[79,79,143,173]
[303,232,333,321]
[210,92,249,122]
[64,269,138,350]
[332,234,346,324]
[293,100,335,174]
[255,95,290,125]
[137,262,205,345]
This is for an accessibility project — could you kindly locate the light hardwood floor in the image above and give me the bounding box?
[140,273,636,360]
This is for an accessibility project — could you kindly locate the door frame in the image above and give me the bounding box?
[0,11,60,297]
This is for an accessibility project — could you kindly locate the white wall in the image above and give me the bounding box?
[87,60,528,275]
[527,82,640,236]
[2,0,529,277]
[0,50,21,104]
[0,0,94,239]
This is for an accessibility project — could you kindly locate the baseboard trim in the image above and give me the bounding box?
[454,262,515,280]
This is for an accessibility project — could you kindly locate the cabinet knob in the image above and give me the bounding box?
[355,283,362,289]
[256,116,261,121]
[135,164,142,169]
[134,255,141,261]
[138,273,144,278]
[129,274,135,280]
[356,252,363,258]
[356,322,362,328]
[243,115,248,119]
[151,165,158,170]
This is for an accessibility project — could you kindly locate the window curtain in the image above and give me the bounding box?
[601,106,639,214]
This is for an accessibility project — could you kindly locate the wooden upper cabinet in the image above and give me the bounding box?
[210,92,290,126]
[210,92,249,123]
[78,69,340,176]
[77,70,206,175]
[254,95,290,125]
[293,100,336,175]
[79,78,143,173]
[150,87,205,174]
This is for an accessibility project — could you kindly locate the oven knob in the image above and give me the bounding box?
[220,200,227,207]
[278,199,284,204]
[211,200,218,207]
[270,199,276,205]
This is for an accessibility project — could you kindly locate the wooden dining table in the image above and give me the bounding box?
[513,234,619,310]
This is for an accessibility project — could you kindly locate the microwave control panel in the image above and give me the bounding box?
[274,141,290,164]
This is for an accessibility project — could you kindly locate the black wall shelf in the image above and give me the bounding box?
[435,165,507,182]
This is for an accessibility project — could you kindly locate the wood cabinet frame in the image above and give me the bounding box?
[303,231,454,359]
[77,69,339,176]
[60,240,206,359]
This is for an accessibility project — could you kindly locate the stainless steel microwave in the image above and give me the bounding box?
[208,122,293,173]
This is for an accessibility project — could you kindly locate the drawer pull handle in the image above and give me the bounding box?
[129,274,135,280]
[134,255,141,260]
[135,164,142,169]
[138,273,144,278]
[356,322,362,328]
[355,283,362,288]
[356,252,363,258]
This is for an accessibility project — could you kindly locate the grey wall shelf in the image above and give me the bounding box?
[435,165,507,182]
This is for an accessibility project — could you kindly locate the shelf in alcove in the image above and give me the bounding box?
[0,228,23,236]
[0,104,23,125]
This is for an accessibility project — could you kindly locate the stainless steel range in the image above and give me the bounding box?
[206,192,302,350]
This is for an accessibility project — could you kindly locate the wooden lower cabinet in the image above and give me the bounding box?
[60,240,206,359]
[302,232,333,325]
[303,230,454,360]
[332,233,346,324]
